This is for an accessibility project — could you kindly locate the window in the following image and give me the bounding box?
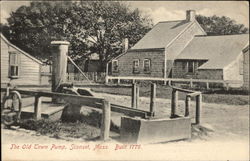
[133,59,140,73]
[112,60,119,73]
[187,61,194,73]
[143,59,151,73]
[9,52,19,78]
[182,62,186,70]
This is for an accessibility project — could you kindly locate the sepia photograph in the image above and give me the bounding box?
[1,1,249,160]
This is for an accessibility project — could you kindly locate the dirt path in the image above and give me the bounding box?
[2,92,249,160]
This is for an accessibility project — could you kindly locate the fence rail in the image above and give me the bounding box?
[106,76,243,89]
[40,72,106,85]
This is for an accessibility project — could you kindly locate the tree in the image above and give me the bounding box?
[196,15,249,35]
[6,1,153,70]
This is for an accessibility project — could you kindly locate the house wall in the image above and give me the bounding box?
[165,22,206,77]
[243,49,249,89]
[113,50,165,77]
[197,69,223,80]
[1,39,41,85]
[224,54,243,83]
[172,60,206,79]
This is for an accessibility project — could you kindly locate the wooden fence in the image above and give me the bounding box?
[40,72,106,85]
[106,76,243,90]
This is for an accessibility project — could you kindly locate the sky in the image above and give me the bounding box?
[1,1,249,27]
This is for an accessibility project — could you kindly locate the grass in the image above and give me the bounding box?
[17,109,120,140]
[90,84,249,105]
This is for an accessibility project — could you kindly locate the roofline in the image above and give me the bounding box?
[1,34,43,65]
[242,44,249,53]
[165,20,206,49]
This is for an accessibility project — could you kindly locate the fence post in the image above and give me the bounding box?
[136,85,140,109]
[100,100,111,141]
[94,72,98,82]
[185,96,190,117]
[190,78,193,88]
[34,94,42,120]
[171,89,178,118]
[206,82,209,90]
[150,83,156,116]
[105,76,109,84]
[195,94,202,124]
[131,83,137,108]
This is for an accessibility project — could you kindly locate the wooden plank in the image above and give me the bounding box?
[34,95,42,120]
[131,83,137,108]
[185,96,190,117]
[171,89,178,118]
[150,83,156,116]
[136,85,139,109]
[1,88,104,105]
[106,76,242,84]
[100,100,111,141]
[195,94,202,124]
[171,86,199,94]
[187,92,202,97]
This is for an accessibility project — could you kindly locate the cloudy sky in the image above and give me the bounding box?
[1,1,249,27]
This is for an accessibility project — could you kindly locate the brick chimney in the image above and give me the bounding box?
[186,10,196,21]
[122,38,129,53]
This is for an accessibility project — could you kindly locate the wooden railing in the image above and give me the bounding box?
[170,86,202,124]
[106,76,243,90]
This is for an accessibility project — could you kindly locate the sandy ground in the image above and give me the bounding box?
[2,92,249,160]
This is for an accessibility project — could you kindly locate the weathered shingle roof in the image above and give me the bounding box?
[131,20,192,50]
[176,34,249,69]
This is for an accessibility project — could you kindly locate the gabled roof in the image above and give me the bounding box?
[1,34,43,65]
[176,34,249,69]
[131,20,194,50]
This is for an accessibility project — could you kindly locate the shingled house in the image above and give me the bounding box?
[109,10,249,86]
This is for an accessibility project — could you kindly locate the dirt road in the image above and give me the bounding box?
[2,92,249,160]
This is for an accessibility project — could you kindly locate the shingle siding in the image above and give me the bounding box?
[172,60,206,78]
[113,50,165,77]
[165,22,206,77]
[197,69,223,80]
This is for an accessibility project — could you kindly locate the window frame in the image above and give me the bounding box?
[143,58,151,73]
[9,52,20,78]
[112,60,119,73]
[187,61,195,73]
[133,59,140,74]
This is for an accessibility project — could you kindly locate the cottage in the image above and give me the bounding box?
[1,34,43,85]
[109,10,249,87]
[173,34,248,83]
[109,10,206,79]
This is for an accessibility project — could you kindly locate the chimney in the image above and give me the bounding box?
[186,10,196,21]
[122,38,129,53]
